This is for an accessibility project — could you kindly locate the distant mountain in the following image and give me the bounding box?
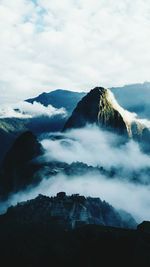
[111,82,150,118]
[0,131,43,199]
[26,89,86,114]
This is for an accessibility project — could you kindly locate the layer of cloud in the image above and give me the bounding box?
[0,101,67,118]
[42,126,150,172]
[0,0,150,100]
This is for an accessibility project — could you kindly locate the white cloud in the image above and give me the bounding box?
[0,0,150,100]
[42,126,150,171]
[0,101,67,118]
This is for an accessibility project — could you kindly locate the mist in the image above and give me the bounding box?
[42,126,150,172]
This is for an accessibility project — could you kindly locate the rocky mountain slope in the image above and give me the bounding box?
[63,87,127,134]
[3,193,136,229]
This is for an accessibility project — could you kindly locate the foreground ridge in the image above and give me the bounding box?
[3,192,136,229]
[0,193,149,267]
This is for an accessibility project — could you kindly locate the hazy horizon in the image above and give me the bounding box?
[1,80,150,105]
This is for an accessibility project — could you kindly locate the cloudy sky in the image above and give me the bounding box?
[0,0,150,101]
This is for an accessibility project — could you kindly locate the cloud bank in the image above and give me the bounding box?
[1,0,150,100]
[42,126,150,171]
[0,101,67,119]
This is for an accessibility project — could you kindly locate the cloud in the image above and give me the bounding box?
[0,0,150,100]
[0,101,67,118]
[42,126,150,171]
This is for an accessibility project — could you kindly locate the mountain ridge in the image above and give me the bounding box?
[26,89,86,114]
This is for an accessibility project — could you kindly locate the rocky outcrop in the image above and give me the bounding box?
[0,131,43,199]
[4,193,137,229]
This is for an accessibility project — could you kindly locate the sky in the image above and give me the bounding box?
[0,0,150,101]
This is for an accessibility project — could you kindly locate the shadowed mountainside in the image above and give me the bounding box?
[0,118,28,165]
[0,194,150,267]
[0,131,43,199]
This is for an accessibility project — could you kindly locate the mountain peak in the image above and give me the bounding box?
[89,86,106,94]
[63,87,128,135]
